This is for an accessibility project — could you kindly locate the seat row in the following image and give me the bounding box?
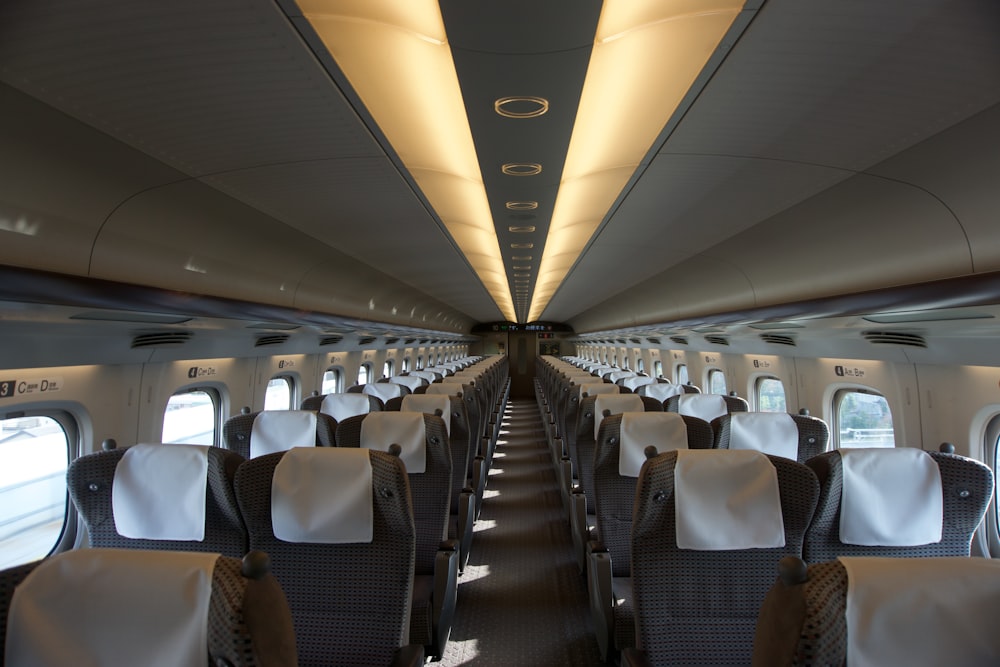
[2,355,510,665]
[535,355,996,665]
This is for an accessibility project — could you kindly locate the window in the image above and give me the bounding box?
[264,376,293,411]
[637,358,645,373]
[756,377,787,413]
[653,360,663,378]
[417,356,424,369]
[357,363,371,386]
[708,369,727,395]
[676,364,688,385]
[402,357,411,373]
[836,389,894,448]
[322,368,343,395]
[162,389,219,446]
[383,360,395,380]
[0,414,73,568]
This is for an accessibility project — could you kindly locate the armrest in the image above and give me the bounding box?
[472,454,487,519]
[431,542,459,658]
[391,644,426,667]
[586,547,616,661]
[456,488,475,572]
[570,487,589,573]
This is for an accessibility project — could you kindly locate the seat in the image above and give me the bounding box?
[622,449,819,667]
[223,409,336,458]
[803,446,993,563]
[664,393,748,423]
[67,441,248,558]
[235,447,423,666]
[1,548,297,666]
[711,412,828,462]
[753,555,1000,667]
[398,392,479,570]
[569,393,661,572]
[587,412,714,661]
[389,375,427,393]
[620,375,657,392]
[301,391,383,420]
[636,381,694,403]
[336,411,458,659]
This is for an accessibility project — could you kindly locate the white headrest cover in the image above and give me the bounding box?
[390,375,425,392]
[594,394,644,440]
[676,394,728,422]
[619,412,688,477]
[440,376,466,384]
[623,376,657,391]
[673,449,785,550]
[250,410,317,458]
[840,556,1000,667]
[579,382,619,400]
[363,382,404,401]
[360,411,427,474]
[320,393,372,423]
[113,443,209,540]
[424,383,459,396]
[729,413,800,460]
[839,448,943,546]
[608,370,637,383]
[6,548,217,667]
[638,382,685,401]
[401,394,452,438]
[271,448,373,543]
[408,371,438,383]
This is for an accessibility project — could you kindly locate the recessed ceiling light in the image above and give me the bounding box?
[514,273,530,278]
[513,266,531,270]
[511,243,534,249]
[506,201,538,210]
[501,163,542,176]
[512,255,532,261]
[495,96,549,119]
[508,225,536,233]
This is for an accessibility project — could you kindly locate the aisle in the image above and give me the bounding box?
[439,399,602,666]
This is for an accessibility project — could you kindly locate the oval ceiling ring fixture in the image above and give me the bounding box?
[506,201,538,210]
[495,96,549,119]
[502,163,543,176]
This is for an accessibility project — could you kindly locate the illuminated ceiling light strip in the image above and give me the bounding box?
[506,201,539,210]
[508,226,536,233]
[300,1,515,321]
[528,0,746,321]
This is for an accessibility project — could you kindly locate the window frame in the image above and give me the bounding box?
[753,375,788,413]
[675,363,688,385]
[263,374,295,411]
[707,368,727,395]
[162,386,222,447]
[322,367,344,395]
[833,386,895,449]
[0,408,78,567]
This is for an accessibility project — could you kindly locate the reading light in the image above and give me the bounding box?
[528,0,745,321]
[512,255,533,261]
[300,1,515,321]
[506,201,539,210]
[511,243,534,249]
[508,226,536,233]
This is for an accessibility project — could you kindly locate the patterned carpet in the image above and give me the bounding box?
[438,399,603,666]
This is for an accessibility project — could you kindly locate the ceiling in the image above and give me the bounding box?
[1,0,998,331]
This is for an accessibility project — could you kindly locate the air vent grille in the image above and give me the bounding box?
[862,331,927,348]
[358,336,376,345]
[131,331,193,349]
[704,335,729,346]
[385,337,399,344]
[669,336,688,345]
[404,338,417,345]
[647,337,661,345]
[255,334,289,347]
[617,338,627,344]
[760,333,797,346]
[319,335,343,346]
[419,339,430,344]
[630,338,641,344]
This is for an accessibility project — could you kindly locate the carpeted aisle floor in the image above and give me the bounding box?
[438,398,603,666]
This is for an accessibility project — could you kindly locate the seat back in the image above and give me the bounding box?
[337,412,451,575]
[664,393,748,422]
[594,413,713,577]
[235,447,415,666]
[223,409,336,458]
[636,382,693,402]
[363,382,410,402]
[630,450,819,666]
[1,548,296,666]
[804,448,993,563]
[67,443,247,558]
[753,556,1000,667]
[301,392,383,420]
[390,375,427,393]
[712,412,827,462]
[398,393,473,514]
